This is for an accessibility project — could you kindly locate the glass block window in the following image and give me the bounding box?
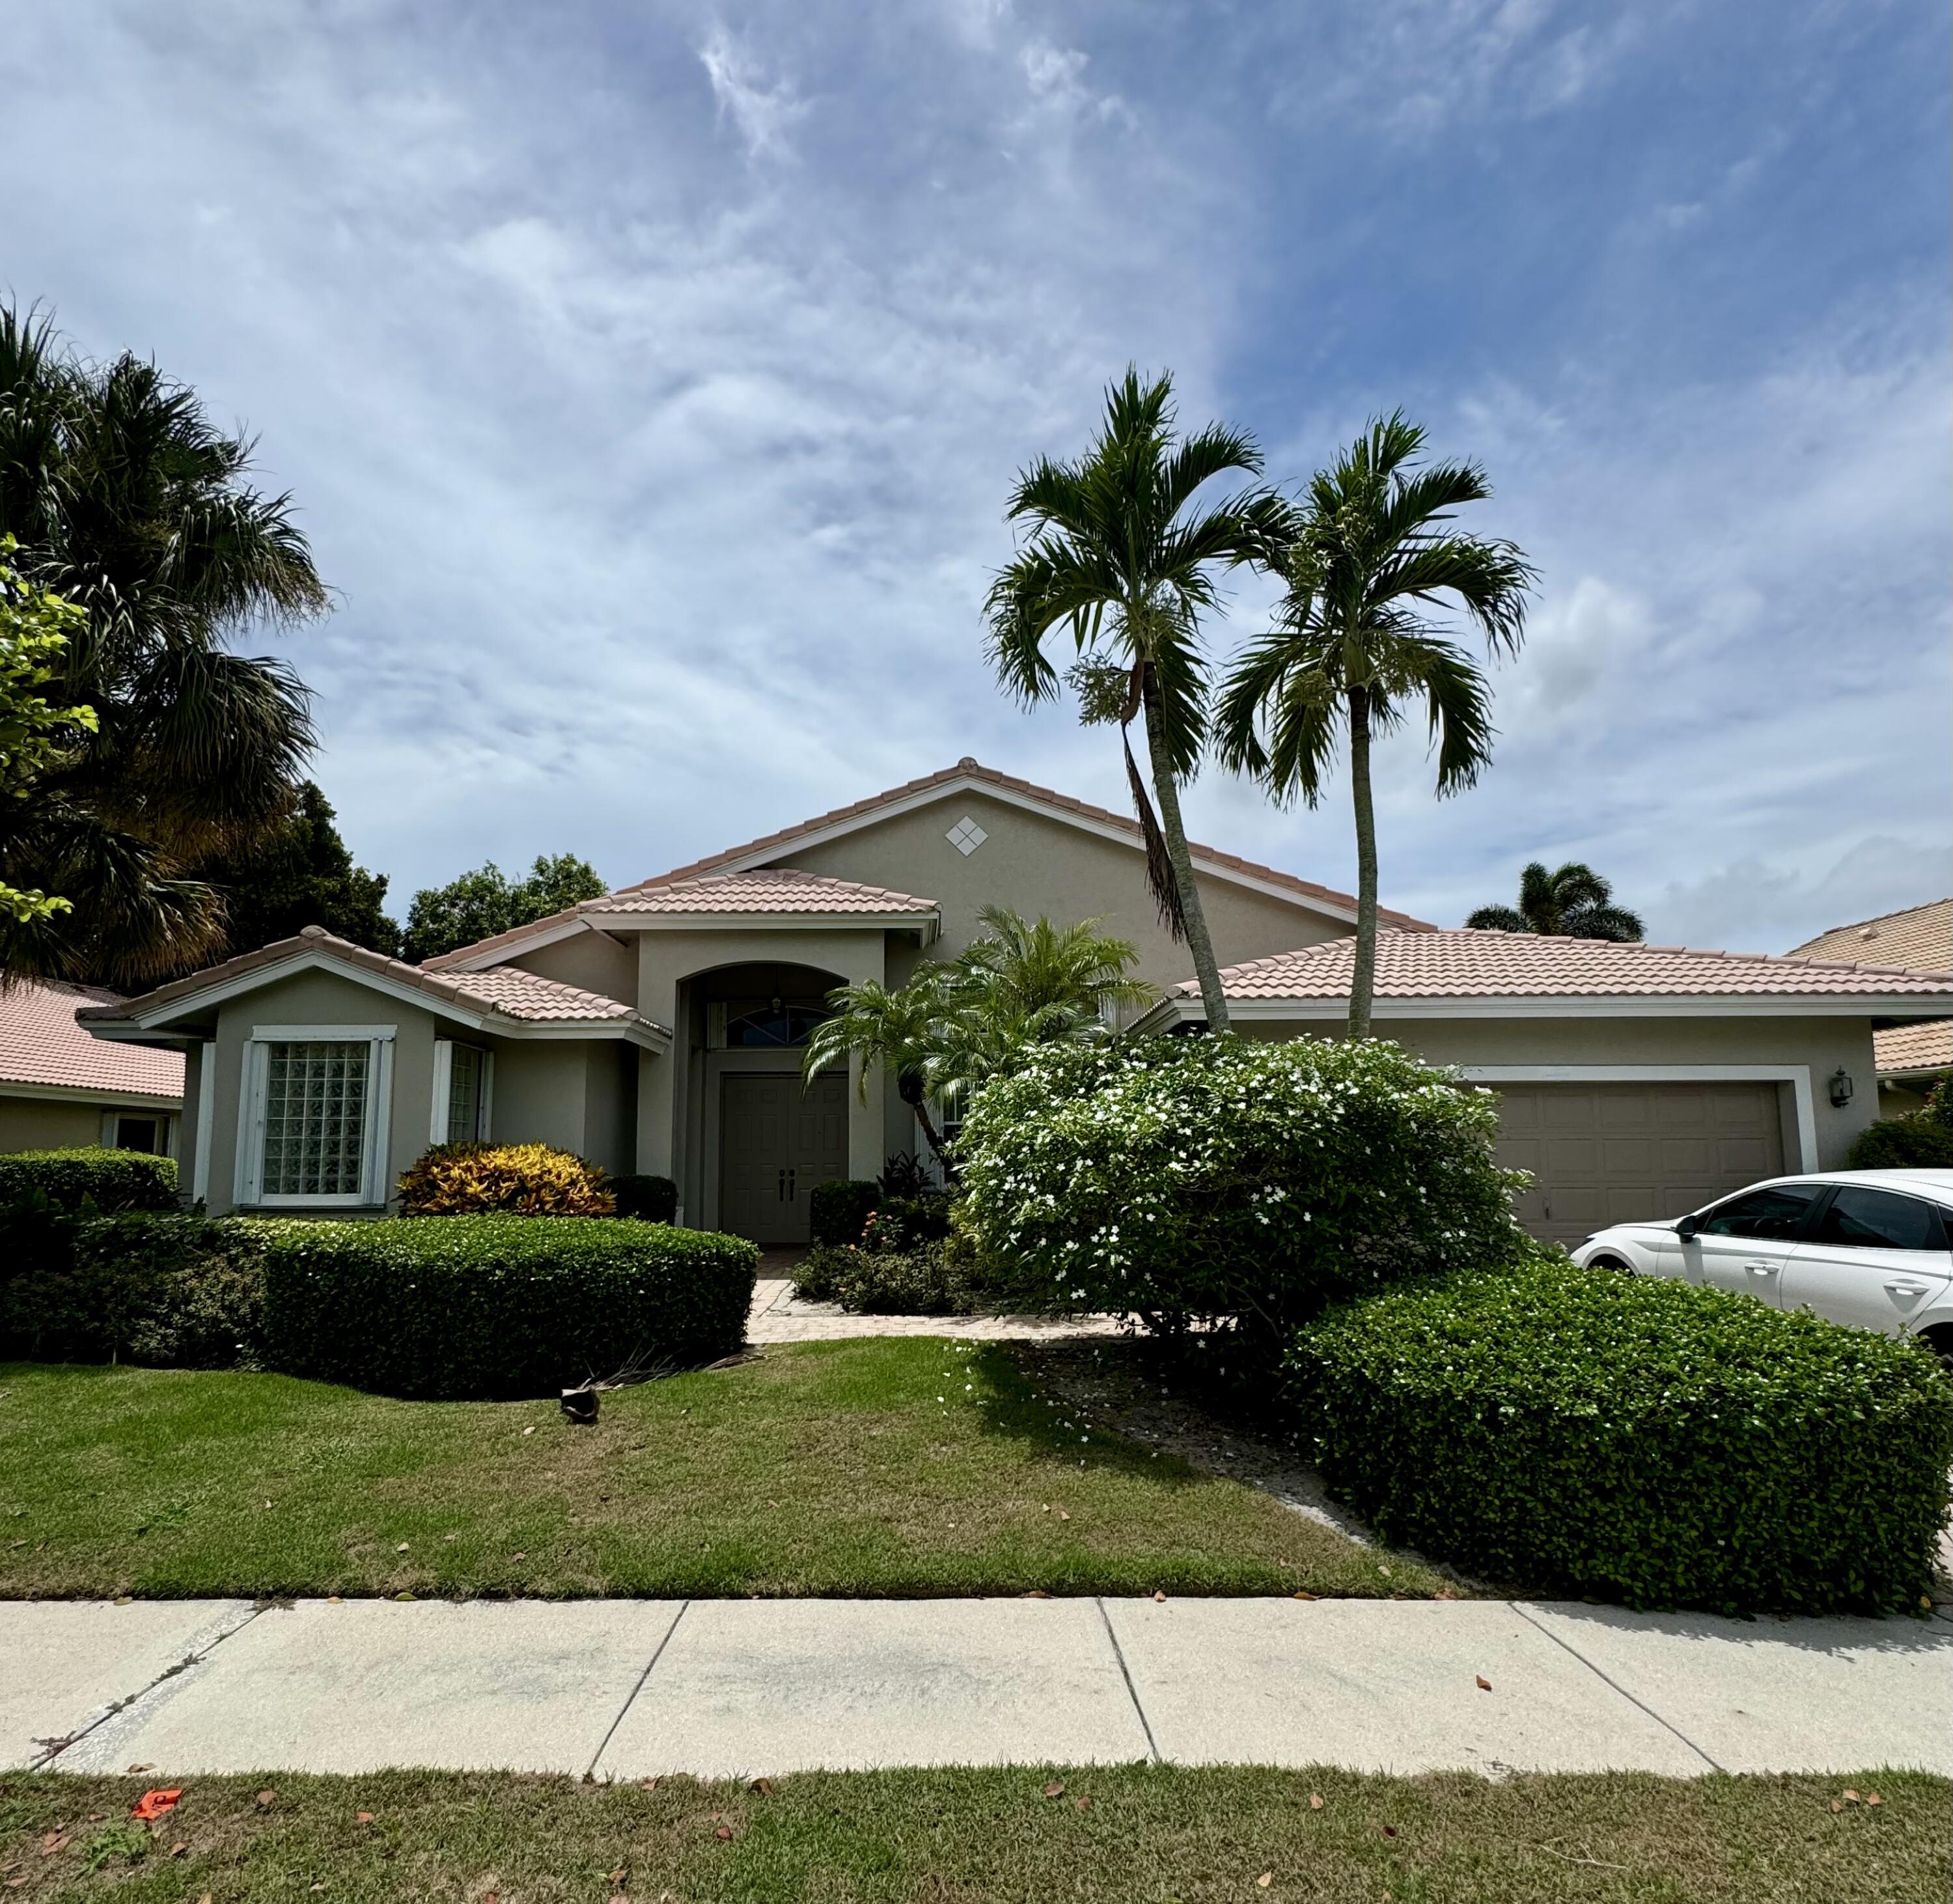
[261,1042,369,1197]
[447,1043,485,1142]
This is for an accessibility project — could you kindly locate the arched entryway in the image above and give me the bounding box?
[693,962,847,1246]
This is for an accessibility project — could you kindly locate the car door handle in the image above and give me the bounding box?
[1885,1280,1932,1297]
[1744,1263,1778,1277]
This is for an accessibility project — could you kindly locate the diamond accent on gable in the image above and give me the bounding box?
[946,816,988,857]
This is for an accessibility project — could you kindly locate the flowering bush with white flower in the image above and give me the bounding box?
[956,1034,1529,1358]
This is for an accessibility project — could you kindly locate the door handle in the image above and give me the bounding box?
[786,1168,797,1202]
[1745,1263,1777,1277]
[1885,1281,1930,1297]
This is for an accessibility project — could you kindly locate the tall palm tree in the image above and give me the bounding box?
[1468,861,1642,941]
[984,369,1288,1033]
[0,302,326,985]
[1217,413,1534,1037]
[801,970,959,1173]
[930,906,1156,1096]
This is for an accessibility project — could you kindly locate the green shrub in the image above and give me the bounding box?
[258,1215,758,1400]
[610,1174,678,1222]
[1294,1258,1953,1615]
[792,1240,982,1316]
[397,1141,615,1216]
[1846,1116,1953,1170]
[1,1213,264,1367]
[959,1037,1529,1361]
[862,1192,954,1254]
[0,1147,178,1215]
[809,1178,880,1247]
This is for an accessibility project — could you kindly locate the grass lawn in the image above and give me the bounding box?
[0,1338,1435,1600]
[5,1766,1944,1903]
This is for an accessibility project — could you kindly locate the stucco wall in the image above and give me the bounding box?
[1234,1012,1882,1168]
[0,1096,111,1153]
[774,788,1351,993]
[509,928,639,1006]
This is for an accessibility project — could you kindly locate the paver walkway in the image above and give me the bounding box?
[746,1276,1123,1343]
[8,1597,1948,1780]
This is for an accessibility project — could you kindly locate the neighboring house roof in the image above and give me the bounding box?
[0,978,184,1103]
[77,926,671,1049]
[1875,1019,1953,1079]
[1787,898,1952,974]
[1138,928,1953,1024]
[424,756,1434,973]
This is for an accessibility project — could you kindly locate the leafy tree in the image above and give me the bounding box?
[0,302,326,986]
[1467,861,1643,941]
[0,544,96,930]
[1218,413,1534,1037]
[401,853,607,965]
[801,969,960,1173]
[178,781,399,968]
[984,368,1287,1032]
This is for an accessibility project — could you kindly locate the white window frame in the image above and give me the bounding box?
[430,1038,495,1145]
[236,1025,396,1207]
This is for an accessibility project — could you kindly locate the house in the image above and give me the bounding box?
[0,978,184,1156]
[76,758,1953,1244]
[1787,900,1952,1116]
[1132,930,1953,1244]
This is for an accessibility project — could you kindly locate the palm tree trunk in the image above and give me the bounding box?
[902,1082,956,1179]
[1346,683,1378,1038]
[1141,672,1232,1034]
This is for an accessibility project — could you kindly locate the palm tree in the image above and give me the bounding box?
[0,302,326,985]
[1468,861,1642,941]
[983,369,1288,1033]
[1217,413,1534,1038]
[930,906,1156,1096]
[801,969,959,1174]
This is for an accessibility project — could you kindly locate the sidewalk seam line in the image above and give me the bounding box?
[584,1601,689,1780]
[30,1601,266,1770]
[1094,1597,1161,1764]
[1508,1603,1724,1774]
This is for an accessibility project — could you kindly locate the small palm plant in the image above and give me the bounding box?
[1217,413,1534,1037]
[801,969,960,1173]
[1468,861,1643,941]
[983,368,1288,1033]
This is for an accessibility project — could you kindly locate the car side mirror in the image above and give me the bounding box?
[1675,1213,1700,1242]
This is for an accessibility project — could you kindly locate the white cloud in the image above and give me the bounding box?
[699,25,809,160]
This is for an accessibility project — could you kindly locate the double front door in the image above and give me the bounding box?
[719,1071,848,1244]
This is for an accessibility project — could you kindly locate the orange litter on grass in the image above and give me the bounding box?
[131,1789,183,1821]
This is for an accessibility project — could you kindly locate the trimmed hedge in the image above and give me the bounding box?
[611,1174,678,1222]
[1294,1259,1953,1615]
[259,1215,758,1400]
[0,1147,178,1216]
[809,1178,880,1247]
[1,1213,264,1366]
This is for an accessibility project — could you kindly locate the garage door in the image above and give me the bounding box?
[1491,1081,1787,1247]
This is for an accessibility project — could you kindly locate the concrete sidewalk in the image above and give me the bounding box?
[8,1596,1948,1781]
[746,1276,1122,1343]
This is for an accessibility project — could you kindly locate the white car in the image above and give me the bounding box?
[1569,1168,1953,1360]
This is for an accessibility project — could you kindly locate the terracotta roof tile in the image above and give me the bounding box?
[0,978,184,1099]
[1174,928,1953,1002]
[1788,899,1952,974]
[602,868,938,916]
[1875,1019,1952,1077]
[424,757,1432,970]
[77,928,669,1039]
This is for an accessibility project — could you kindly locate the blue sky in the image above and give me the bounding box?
[4,1,1947,951]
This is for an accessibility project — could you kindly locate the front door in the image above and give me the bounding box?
[719,1071,849,1244]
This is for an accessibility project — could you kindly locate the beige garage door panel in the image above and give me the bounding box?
[1494,1082,1785,1246]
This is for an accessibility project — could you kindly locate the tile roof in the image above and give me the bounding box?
[1172,928,1953,1002]
[423,756,1432,971]
[602,869,939,916]
[1787,898,1952,975]
[77,927,667,1038]
[0,978,184,1100]
[1875,1019,1952,1077]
